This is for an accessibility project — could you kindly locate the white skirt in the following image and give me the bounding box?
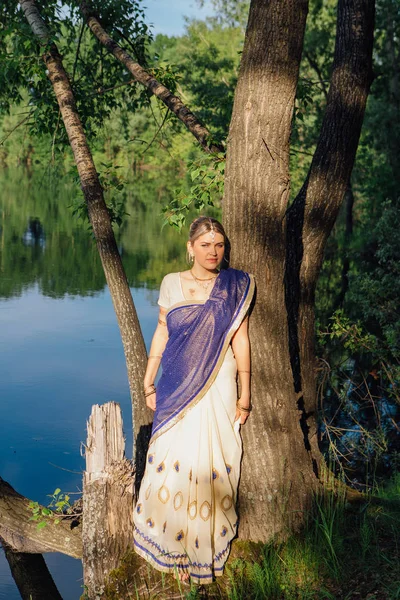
[133,346,241,584]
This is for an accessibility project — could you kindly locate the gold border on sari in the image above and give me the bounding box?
[150,274,255,444]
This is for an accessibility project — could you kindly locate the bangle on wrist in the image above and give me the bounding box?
[236,400,252,413]
[144,387,156,398]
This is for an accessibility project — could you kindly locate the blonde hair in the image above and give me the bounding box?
[188,216,226,244]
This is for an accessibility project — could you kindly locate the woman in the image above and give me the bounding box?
[133,216,255,584]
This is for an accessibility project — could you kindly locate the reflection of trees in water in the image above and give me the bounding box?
[0,170,188,299]
[22,217,45,248]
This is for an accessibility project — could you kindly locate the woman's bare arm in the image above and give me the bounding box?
[231,316,251,424]
[144,307,169,411]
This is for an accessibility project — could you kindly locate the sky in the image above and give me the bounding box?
[143,0,216,36]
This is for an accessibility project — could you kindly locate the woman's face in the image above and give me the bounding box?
[188,231,225,270]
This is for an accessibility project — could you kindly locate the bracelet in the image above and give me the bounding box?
[148,355,162,360]
[144,388,156,398]
[238,370,251,374]
[236,401,252,413]
[158,319,167,327]
[144,383,156,393]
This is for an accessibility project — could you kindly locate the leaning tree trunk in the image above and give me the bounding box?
[287,0,374,462]
[1,539,63,600]
[79,0,223,155]
[223,0,374,542]
[20,0,149,452]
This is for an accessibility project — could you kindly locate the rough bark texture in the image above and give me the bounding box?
[0,477,82,558]
[79,0,223,154]
[224,0,313,542]
[286,0,375,468]
[1,537,63,600]
[20,0,150,456]
[82,402,134,599]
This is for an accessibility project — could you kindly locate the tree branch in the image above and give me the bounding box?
[78,0,223,154]
[0,477,82,558]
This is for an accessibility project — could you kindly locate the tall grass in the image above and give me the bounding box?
[183,472,400,600]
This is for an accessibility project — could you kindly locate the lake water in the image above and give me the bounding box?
[0,170,187,599]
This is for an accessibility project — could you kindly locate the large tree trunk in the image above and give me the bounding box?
[20,0,150,452]
[223,0,374,542]
[224,0,312,542]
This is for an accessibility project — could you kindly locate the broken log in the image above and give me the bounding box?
[0,477,82,558]
[82,402,134,599]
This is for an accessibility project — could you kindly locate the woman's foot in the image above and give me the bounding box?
[177,571,190,583]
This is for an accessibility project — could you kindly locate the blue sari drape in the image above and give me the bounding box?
[151,268,255,442]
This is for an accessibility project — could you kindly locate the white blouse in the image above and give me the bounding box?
[157,272,185,310]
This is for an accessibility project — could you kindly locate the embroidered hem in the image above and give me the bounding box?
[133,525,230,584]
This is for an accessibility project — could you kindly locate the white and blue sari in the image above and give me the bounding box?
[133,268,255,584]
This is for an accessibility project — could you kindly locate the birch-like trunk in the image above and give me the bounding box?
[20,0,150,457]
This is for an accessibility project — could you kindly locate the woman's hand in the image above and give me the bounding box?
[146,391,156,411]
[234,398,251,425]
[234,408,250,425]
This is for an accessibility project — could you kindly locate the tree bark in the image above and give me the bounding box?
[0,477,82,558]
[1,537,63,600]
[20,0,151,456]
[223,0,374,542]
[79,0,223,154]
[82,402,134,599]
[223,0,313,542]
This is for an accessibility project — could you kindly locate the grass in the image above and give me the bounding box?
[101,473,400,600]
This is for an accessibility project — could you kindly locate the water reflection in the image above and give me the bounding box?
[0,168,187,300]
[22,218,46,248]
[0,168,188,599]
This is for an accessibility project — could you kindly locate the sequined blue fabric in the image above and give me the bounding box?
[152,268,251,438]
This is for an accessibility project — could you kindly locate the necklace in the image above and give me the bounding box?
[190,269,217,291]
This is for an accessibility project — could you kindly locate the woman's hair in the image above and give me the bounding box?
[188,216,226,244]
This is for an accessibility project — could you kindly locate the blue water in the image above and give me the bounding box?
[0,284,158,599]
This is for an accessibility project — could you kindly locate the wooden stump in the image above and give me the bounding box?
[82,402,134,599]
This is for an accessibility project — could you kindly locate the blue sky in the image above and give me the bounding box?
[143,0,215,36]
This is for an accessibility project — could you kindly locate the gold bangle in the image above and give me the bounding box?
[148,355,162,359]
[238,370,251,374]
[236,401,252,413]
[144,388,156,398]
[144,384,155,392]
[158,319,167,326]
